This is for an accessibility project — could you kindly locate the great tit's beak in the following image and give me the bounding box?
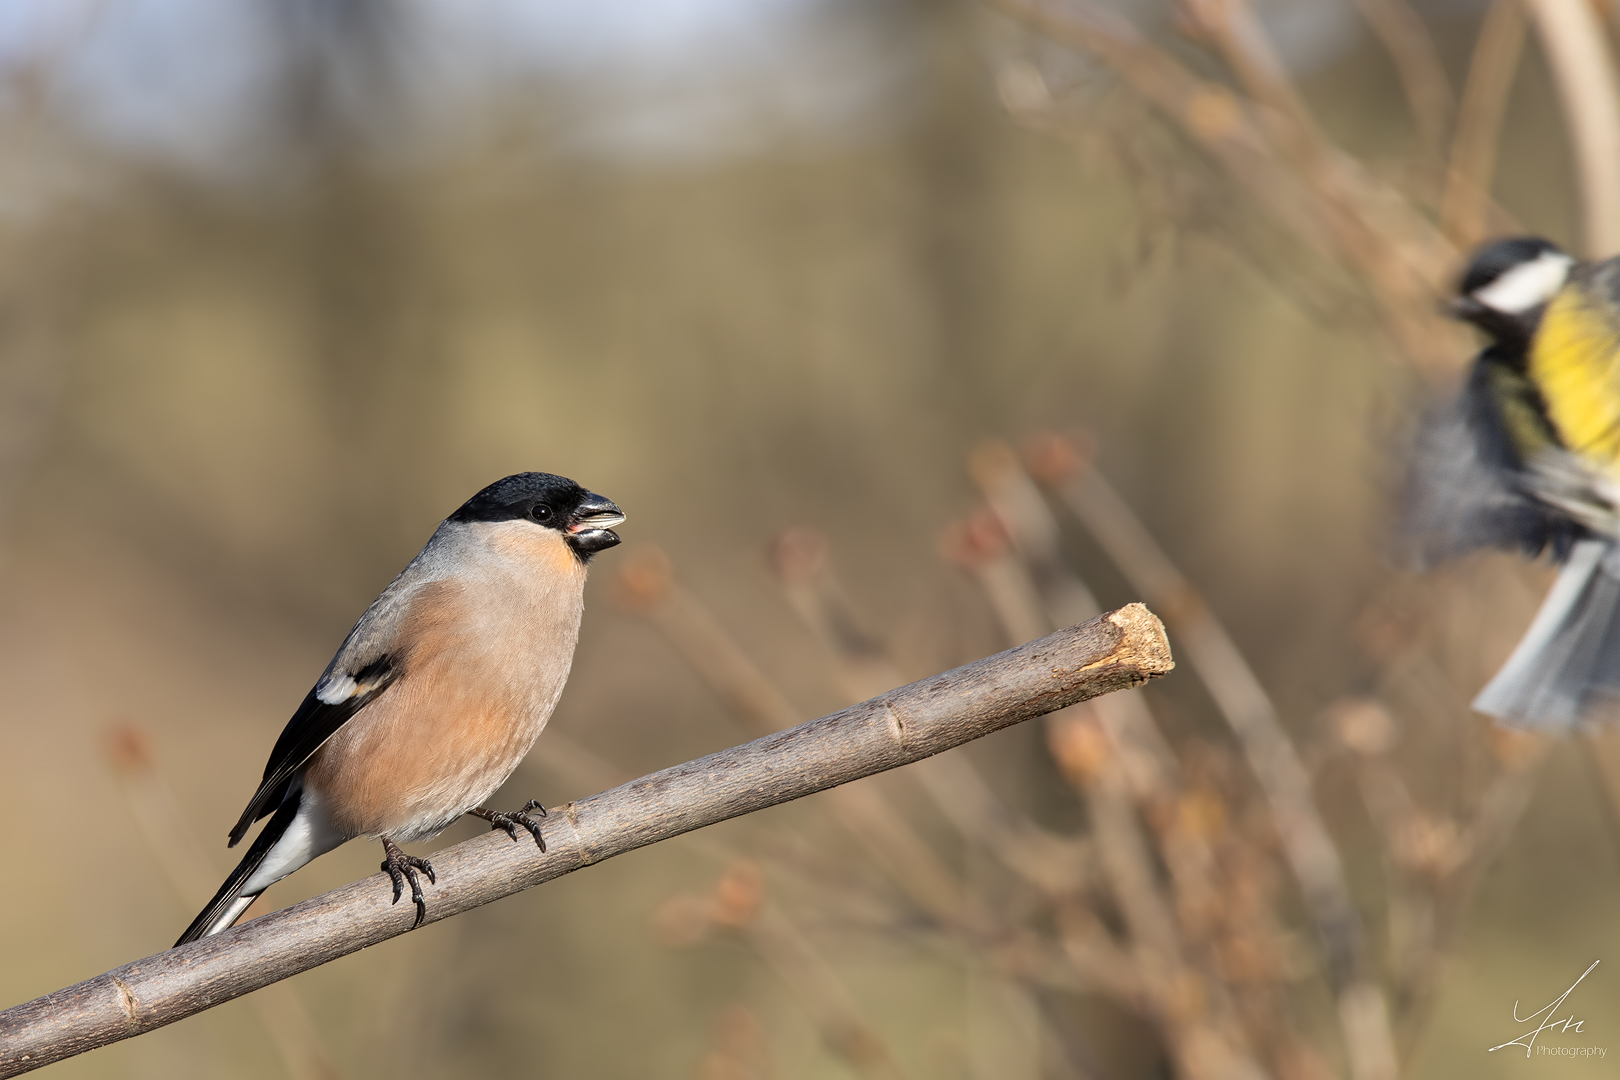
[1447,295,1487,322]
[566,492,625,554]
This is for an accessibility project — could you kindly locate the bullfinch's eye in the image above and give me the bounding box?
[532,504,553,523]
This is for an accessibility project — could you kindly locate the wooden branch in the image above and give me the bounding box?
[0,606,1172,1077]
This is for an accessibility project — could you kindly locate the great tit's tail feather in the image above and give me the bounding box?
[1474,538,1620,729]
[175,795,301,947]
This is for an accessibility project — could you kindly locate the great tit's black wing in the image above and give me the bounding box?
[226,657,398,845]
[1406,351,1584,565]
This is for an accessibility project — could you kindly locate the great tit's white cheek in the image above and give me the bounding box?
[1474,252,1576,314]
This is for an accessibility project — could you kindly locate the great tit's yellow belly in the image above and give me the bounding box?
[1530,288,1620,470]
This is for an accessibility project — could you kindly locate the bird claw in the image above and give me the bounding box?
[466,802,547,852]
[380,836,435,928]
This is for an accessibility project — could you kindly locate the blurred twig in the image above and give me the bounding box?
[1385,731,1546,1060]
[748,895,908,1080]
[1580,728,1620,836]
[767,528,1097,1080]
[534,735,916,1079]
[1440,0,1528,250]
[1347,573,1554,1064]
[618,543,1093,1076]
[659,861,912,1080]
[1523,0,1620,254]
[767,528,1092,895]
[1351,0,1454,163]
[613,547,990,930]
[693,1003,773,1080]
[946,490,1266,1080]
[963,447,1179,797]
[1023,434,1399,1080]
[103,725,342,1080]
[986,0,1464,380]
[965,448,1336,1079]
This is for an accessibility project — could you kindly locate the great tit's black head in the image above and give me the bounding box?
[1450,236,1574,346]
[450,472,625,559]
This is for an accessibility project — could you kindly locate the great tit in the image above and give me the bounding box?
[1409,235,1620,730]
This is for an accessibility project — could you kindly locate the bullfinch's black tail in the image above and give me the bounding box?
[175,795,301,947]
[1474,538,1620,729]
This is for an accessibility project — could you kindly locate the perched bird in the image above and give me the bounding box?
[176,473,624,945]
[1409,235,1620,729]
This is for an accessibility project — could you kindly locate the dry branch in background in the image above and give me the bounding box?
[959,448,1309,1080]
[618,543,1093,1077]
[1350,0,1453,162]
[1021,435,1398,1080]
[988,0,1620,384]
[949,541,1268,1078]
[531,730,914,1079]
[763,530,1102,1079]
[767,528,1091,894]
[103,727,341,1080]
[1440,0,1528,249]
[1522,0,1620,254]
[985,0,1464,381]
[0,606,1171,1077]
[614,547,992,929]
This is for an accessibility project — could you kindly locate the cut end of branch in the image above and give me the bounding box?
[1105,602,1175,679]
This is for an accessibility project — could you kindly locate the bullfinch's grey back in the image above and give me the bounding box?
[176,472,624,945]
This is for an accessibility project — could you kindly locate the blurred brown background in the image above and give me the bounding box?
[2,1,1620,1077]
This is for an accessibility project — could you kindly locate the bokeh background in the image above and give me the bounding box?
[2,1,1620,1077]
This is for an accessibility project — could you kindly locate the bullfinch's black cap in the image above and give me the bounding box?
[450,472,625,558]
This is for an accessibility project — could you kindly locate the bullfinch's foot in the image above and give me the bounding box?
[380,836,436,928]
[466,802,547,852]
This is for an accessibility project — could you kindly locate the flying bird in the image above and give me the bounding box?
[1409,235,1620,729]
[176,472,625,945]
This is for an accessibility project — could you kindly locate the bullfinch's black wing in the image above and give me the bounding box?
[222,522,456,846]
[227,657,398,845]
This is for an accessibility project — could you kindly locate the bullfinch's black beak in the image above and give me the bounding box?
[566,493,625,555]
